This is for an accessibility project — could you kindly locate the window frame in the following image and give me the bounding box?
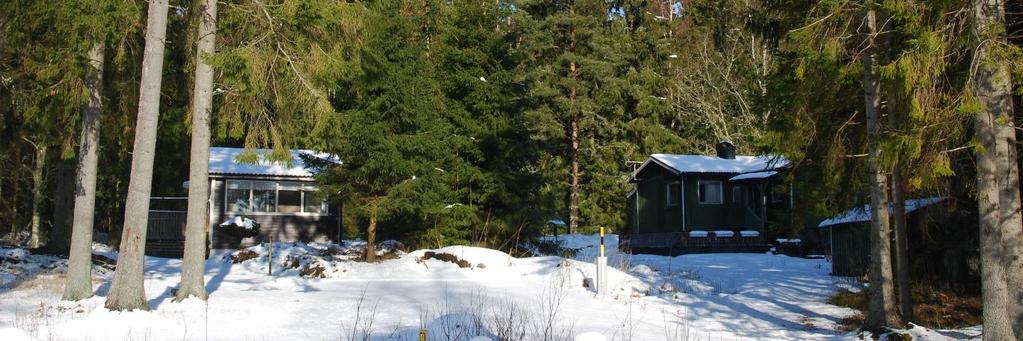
[697,180,724,205]
[224,179,329,216]
[665,181,681,206]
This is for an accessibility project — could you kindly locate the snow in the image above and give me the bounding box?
[409,246,516,270]
[713,230,735,237]
[218,216,256,229]
[646,153,788,174]
[0,235,981,340]
[740,230,760,237]
[207,147,339,177]
[818,197,945,227]
[729,170,779,181]
[689,230,709,237]
[883,324,982,340]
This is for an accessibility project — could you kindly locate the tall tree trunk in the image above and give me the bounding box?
[567,5,580,235]
[891,166,912,322]
[862,8,901,331]
[105,0,171,311]
[176,0,218,302]
[50,158,75,253]
[972,0,1023,337]
[999,119,1023,337]
[366,203,378,263]
[973,83,1016,341]
[64,43,105,301]
[29,143,47,249]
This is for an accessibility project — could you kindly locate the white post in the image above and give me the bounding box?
[596,227,608,295]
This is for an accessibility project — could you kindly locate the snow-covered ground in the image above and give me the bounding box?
[0,235,981,340]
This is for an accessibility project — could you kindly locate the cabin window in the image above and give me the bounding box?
[225,180,327,214]
[697,180,723,204]
[732,185,742,203]
[771,183,786,203]
[277,182,303,213]
[666,182,681,206]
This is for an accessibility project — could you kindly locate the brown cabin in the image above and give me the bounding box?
[145,147,341,257]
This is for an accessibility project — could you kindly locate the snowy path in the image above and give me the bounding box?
[0,236,972,340]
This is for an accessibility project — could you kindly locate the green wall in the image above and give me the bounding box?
[830,224,868,276]
[632,165,780,233]
[682,175,766,231]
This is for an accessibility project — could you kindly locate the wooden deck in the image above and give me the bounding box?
[620,232,771,255]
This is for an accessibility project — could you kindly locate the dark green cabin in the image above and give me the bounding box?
[623,142,790,253]
[817,197,946,277]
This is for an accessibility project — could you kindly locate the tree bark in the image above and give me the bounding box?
[105,0,171,312]
[973,86,1016,341]
[29,143,47,249]
[891,166,912,322]
[861,8,901,331]
[973,0,1023,336]
[64,43,105,301]
[176,0,218,302]
[998,118,1023,338]
[366,203,378,263]
[567,5,580,235]
[972,0,1020,339]
[50,158,75,253]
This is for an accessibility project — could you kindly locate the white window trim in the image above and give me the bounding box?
[697,180,723,205]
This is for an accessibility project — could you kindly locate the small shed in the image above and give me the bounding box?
[206,147,341,248]
[817,197,945,277]
[145,147,342,256]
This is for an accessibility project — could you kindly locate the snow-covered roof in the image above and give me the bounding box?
[818,197,945,227]
[208,147,339,177]
[729,171,779,181]
[634,154,787,179]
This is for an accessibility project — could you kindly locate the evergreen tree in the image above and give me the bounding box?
[316,0,457,261]
[516,0,628,233]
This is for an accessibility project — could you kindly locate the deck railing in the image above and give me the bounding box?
[621,231,769,254]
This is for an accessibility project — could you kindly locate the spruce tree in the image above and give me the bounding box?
[315,0,455,260]
[177,0,218,302]
[517,0,627,233]
[970,0,1021,338]
[106,0,172,311]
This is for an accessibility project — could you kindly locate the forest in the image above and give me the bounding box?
[1,0,1022,338]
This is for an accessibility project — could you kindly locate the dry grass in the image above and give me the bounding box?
[230,249,260,263]
[419,252,474,268]
[827,283,981,330]
[9,273,66,294]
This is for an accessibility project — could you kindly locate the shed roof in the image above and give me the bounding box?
[729,171,779,181]
[631,154,787,181]
[208,147,339,177]
[817,197,945,228]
